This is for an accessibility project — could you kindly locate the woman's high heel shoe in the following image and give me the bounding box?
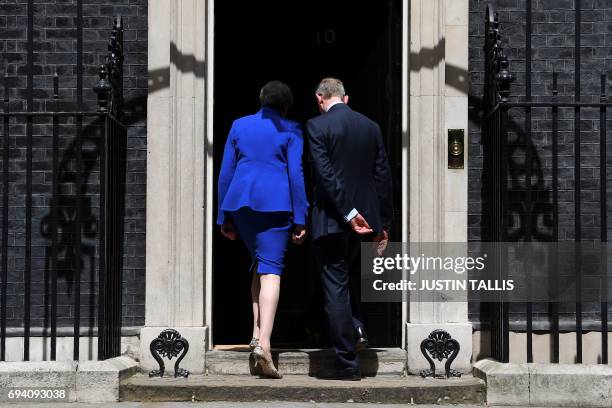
[252,346,282,379]
[249,338,259,351]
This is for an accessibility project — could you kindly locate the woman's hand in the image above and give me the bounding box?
[292,225,307,244]
[220,222,237,240]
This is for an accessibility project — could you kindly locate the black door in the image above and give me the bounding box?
[213,0,403,347]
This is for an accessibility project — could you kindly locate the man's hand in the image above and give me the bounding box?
[349,213,374,235]
[220,222,237,240]
[292,225,307,244]
[373,228,389,256]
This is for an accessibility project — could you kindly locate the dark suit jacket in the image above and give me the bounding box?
[306,103,393,241]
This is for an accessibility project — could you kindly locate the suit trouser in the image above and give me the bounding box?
[313,231,364,370]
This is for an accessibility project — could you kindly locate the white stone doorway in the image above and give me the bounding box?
[143,0,471,375]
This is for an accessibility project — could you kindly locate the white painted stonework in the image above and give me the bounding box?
[144,0,471,372]
[145,0,210,372]
[406,0,471,373]
[475,359,612,407]
[0,335,139,362]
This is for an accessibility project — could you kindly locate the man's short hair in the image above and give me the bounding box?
[259,81,294,113]
[316,78,346,99]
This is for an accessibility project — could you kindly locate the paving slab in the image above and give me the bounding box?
[76,356,139,402]
[474,358,612,408]
[0,360,77,402]
[120,373,486,405]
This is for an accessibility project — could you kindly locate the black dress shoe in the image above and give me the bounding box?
[355,326,369,351]
[316,367,362,381]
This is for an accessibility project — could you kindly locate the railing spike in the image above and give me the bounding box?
[92,18,124,117]
[497,55,514,103]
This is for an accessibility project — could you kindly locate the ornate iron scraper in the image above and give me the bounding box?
[149,329,190,378]
[419,329,461,378]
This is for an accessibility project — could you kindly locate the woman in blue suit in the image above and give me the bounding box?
[217,81,309,378]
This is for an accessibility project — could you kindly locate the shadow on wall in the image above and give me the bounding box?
[147,43,206,95]
[30,92,146,330]
[31,39,201,329]
[31,38,209,327]
[39,121,105,333]
[408,37,550,242]
[471,96,553,242]
[408,38,469,94]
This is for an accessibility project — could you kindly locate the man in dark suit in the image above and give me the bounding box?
[306,78,393,380]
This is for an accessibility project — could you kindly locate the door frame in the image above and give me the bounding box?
[204,0,215,349]
[204,0,410,350]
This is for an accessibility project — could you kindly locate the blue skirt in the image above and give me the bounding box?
[229,207,292,275]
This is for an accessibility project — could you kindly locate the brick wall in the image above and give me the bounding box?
[469,0,612,242]
[468,0,612,324]
[0,0,146,330]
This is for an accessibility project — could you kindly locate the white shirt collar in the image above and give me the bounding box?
[325,101,344,112]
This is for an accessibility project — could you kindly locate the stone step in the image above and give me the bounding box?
[120,373,486,405]
[205,347,406,376]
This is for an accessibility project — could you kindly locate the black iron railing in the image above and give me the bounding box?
[483,3,611,364]
[483,3,513,364]
[0,17,125,361]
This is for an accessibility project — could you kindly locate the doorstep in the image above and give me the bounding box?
[120,373,486,404]
[206,347,406,376]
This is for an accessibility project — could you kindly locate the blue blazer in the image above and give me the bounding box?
[217,107,309,226]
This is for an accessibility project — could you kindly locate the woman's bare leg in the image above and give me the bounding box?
[251,269,261,340]
[257,273,281,358]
